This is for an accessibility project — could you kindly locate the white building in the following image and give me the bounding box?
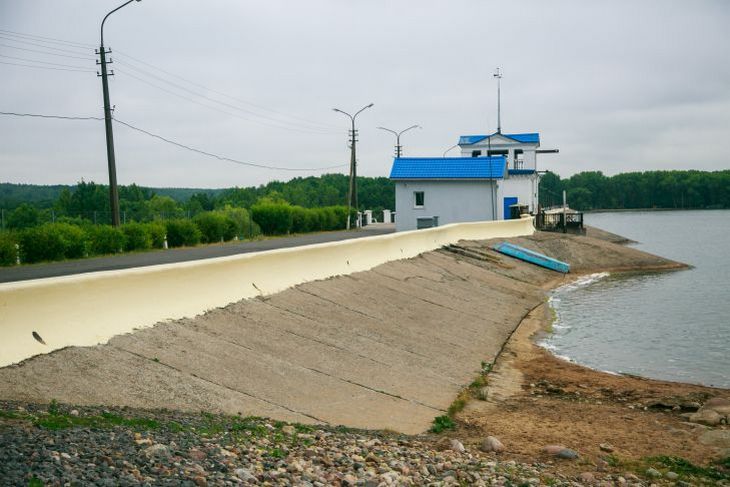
[390,132,544,232]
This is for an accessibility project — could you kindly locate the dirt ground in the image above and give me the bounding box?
[452,237,729,478]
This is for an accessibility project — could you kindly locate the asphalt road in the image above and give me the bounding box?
[0,224,395,284]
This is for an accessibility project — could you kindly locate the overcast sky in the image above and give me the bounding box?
[1,0,729,188]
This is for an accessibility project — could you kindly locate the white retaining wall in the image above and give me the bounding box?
[0,217,534,367]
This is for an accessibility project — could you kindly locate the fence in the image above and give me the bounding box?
[535,211,584,234]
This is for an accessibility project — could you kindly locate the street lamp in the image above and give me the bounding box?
[442,144,459,157]
[98,0,141,227]
[377,125,421,158]
[333,103,374,230]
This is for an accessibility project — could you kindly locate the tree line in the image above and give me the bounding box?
[539,170,730,211]
[0,174,394,228]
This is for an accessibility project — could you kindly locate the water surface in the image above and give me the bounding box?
[541,210,730,388]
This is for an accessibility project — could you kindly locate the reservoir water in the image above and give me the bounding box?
[541,210,730,388]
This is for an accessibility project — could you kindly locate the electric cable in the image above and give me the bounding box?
[0,110,347,172]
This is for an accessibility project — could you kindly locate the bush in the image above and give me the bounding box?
[0,232,18,266]
[331,206,350,230]
[19,223,87,263]
[318,207,338,231]
[122,222,152,251]
[219,206,260,238]
[165,219,201,247]
[194,212,236,243]
[290,206,310,233]
[144,222,167,249]
[86,225,125,255]
[251,203,293,235]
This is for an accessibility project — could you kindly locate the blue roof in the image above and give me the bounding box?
[458,132,540,145]
[390,156,505,180]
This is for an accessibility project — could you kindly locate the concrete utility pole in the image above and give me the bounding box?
[333,103,374,229]
[494,67,502,134]
[97,0,141,226]
[377,125,421,158]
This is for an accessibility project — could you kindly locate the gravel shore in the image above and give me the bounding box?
[0,400,621,487]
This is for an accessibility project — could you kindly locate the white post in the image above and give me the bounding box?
[562,190,567,233]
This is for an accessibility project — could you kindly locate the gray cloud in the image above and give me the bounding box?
[1,0,729,188]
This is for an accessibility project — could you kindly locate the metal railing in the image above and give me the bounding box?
[535,211,584,234]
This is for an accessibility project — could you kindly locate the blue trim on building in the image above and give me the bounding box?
[389,156,506,180]
[508,169,537,175]
[458,132,540,145]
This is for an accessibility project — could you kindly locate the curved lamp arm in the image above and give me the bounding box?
[101,0,141,47]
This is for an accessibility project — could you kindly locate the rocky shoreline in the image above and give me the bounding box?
[1,400,602,486]
[2,230,729,485]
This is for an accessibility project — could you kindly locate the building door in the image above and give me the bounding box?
[503,197,518,220]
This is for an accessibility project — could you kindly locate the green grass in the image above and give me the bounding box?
[34,411,159,431]
[645,455,729,481]
[27,478,43,487]
[430,415,456,433]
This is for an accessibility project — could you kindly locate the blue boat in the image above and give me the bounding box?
[492,242,570,273]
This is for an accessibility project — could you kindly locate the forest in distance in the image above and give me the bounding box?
[1,169,729,225]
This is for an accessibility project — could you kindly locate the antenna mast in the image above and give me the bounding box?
[493,67,502,133]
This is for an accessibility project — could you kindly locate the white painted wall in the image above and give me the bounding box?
[500,174,540,217]
[394,180,498,231]
[0,217,535,367]
[459,137,538,171]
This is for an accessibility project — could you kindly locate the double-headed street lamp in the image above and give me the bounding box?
[333,103,374,229]
[377,124,421,158]
[98,0,141,227]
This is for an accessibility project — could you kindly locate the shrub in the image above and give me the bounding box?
[143,222,167,249]
[331,206,350,230]
[19,223,87,263]
[0,232,18,266]
[290,206,310,233]
[122,222,152,251]
[430,415,456,433]
[194,212,235,243]
[165,219,201,247]
[218,206,259,239]
[318,207,338,231]
[86,225,125,255]
[251,203,293,235]
[55,223,87,259]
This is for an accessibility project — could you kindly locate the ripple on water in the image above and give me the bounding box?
[540,210,730,388]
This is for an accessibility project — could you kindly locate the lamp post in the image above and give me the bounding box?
[442,144,459,157]
[333,103,374,229]
[98,0,141,226]
[377,125,420,158]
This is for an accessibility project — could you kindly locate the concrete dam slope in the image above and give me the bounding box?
[0,232,681,434]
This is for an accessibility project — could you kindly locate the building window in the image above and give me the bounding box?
[471,150,482,157]
[414,191,425,208]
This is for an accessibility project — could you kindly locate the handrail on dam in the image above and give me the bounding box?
[0,217,534,367]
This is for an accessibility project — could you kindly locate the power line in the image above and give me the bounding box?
[0,28,93,49]
[113,58,337,134]
[0,42,95,61]
[113,50,340,131]
[2,28,341,133]
[0,61,95,73]
[114,68,335,136]
[0,110,347,172]
[112,117,347,171]
[0,33,91,55]
[0,53,92,70]
[0,111,102,120]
